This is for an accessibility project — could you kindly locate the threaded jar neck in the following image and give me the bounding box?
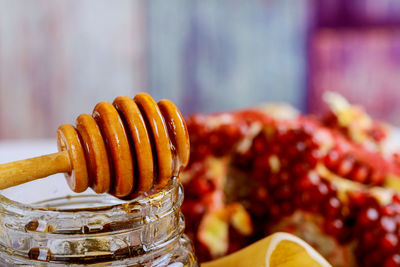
[0,178,190,265]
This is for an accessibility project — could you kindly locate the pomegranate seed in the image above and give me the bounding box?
[292,163,308,177]
[327,183,338,195]
[384,254,400,267]
[280,158,289,169]
[274,184,292,200]
[251,169,265,181]
[181,201,205,219]
[370,171,385,185]
[317,183,329,197]
[362,232,376,248]
[349,191,367,207]
[336,156,355,177]
[324,219,344,237]
[305,149,321,168]
[393,194,400,203]
[278,171,290,182]
[270,143,281,154]
[295,142,307,152]
[297,176,312,190]
[325,150,340,169]
[267,175,279,188]
[302,123,315,135]
[270,204,280,218]
[253,136,267,154]
[255,187,269,201]
[364,251,384,267]
[287,146,300,159]
[195,144,211,160]
[187,178,213,196]
[325,197,341,218]
[281,202,292,216]
[253,154,271,172]
[380,217,397,233]
[382,205,396,217]
[308,137,320,149]
[277,131,295,144]
[220,124,240,139]
[381,233,398,251]
[351,165,369,183]
[209,132,222,147]
[300,192,312,207]
[358,208,379,227]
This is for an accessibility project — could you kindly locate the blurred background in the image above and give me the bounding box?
[1,0,400,139]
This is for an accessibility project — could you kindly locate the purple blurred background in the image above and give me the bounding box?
[1,0,400,139]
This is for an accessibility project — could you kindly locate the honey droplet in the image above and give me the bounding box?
[28,247,53,262]
[25,220,55,233]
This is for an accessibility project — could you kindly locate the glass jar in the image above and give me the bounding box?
[0,177,198,266]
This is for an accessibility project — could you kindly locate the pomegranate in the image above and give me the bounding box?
[181,99,400,267]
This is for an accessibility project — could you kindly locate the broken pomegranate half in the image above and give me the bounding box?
[181,94,400,267]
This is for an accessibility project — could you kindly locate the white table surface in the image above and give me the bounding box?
[0,139,90,204]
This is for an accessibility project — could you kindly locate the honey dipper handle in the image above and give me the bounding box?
[0,150,71,190]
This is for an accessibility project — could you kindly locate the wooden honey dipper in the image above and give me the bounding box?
[0,93,190,199]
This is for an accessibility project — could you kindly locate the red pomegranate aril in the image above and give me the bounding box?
[287,146,300,159]
[253,135,267,154]
[336,156,355,177]
[274,184,292,200]
[380,217,397,233]
[267,174,279,188]
[349,191,367,207]
[296,176,311,191]
[358,207,379,227]
[370,171,385,185]
[280,158,290,169]
[270,143,282,154]
[292,162,308,177]
[255,187,269,202]
[253,154,271,172]
[305,149,321,168]
[188,178,213,196]
[278,171,290,182]
[351,165,369,183]
[208,132,222,146]
[384,254,400,267]
[381,233,399,252]
[363,251,384,267]
[296,173,319,191]
[220,124,241,140]
[393,194,400,204]
[270,203,281,218]
[300,192,312,207]
[281,201,292,216]
[325,197,341,218]
[276,131,294,144]
[325,150,340,169]
[307,136,320,149]
[362,232,376,248]
[382,205,396,217]
[317,183,329,197]
[295,141,307,153]
[181,201,205,222]
[324,218,344,237]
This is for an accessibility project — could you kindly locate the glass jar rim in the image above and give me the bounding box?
[0,178,186,265]
[0,178,182,236]
[0,178,179,213]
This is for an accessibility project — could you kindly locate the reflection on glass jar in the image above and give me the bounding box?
[0,178,198,266]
